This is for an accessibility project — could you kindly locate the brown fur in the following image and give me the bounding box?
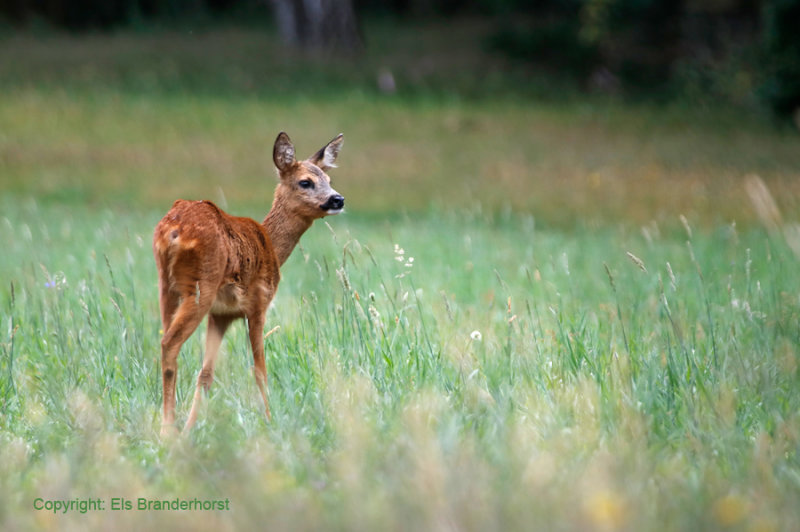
[153,132,344,436]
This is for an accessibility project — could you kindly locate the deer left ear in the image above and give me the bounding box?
[308,133,344,171]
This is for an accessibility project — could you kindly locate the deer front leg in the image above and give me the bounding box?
[184,313,234,433]
[247,310,271,422]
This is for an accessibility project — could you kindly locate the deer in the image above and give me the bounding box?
[152,131,345,437]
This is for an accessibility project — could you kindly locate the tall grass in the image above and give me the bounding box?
[1,192,799,530]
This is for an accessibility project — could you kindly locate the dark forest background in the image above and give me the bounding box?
[1,0,798,123]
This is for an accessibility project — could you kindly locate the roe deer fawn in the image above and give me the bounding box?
[153,132,345,436]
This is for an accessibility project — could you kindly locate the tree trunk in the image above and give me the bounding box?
[269,0,362,53]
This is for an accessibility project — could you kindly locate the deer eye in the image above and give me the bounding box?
[298,180,314,189]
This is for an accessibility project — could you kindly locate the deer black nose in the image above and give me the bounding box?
[322,194,345,211]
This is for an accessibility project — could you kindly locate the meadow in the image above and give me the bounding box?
[2,23,800,531]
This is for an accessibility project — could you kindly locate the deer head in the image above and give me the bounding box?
[272,131,345,220]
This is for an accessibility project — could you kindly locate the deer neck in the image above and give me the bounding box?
[262,198,313,267]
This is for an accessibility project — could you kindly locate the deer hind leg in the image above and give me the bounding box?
[159,285,215,437]
[155,255,179,331]
[184,313,234,433]
[247,310,272,422]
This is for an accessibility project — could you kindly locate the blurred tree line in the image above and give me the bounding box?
[0,0,797,120]
[473,0,799,122]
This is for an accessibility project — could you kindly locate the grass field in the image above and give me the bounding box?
[2,23,800,531]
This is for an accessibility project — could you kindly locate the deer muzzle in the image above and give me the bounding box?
[321,194,345,214]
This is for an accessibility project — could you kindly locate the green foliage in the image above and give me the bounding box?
[0,0,269,31]
[484,0,800,118]
[488,0,690,93]
[488,17,599,80]
[761,0,800,120]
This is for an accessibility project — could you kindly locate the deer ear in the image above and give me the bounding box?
[308,133,344,171]
[273,132,296,173]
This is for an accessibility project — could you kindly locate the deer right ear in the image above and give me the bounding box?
[308,133,344,171]
[273,132,296,173]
